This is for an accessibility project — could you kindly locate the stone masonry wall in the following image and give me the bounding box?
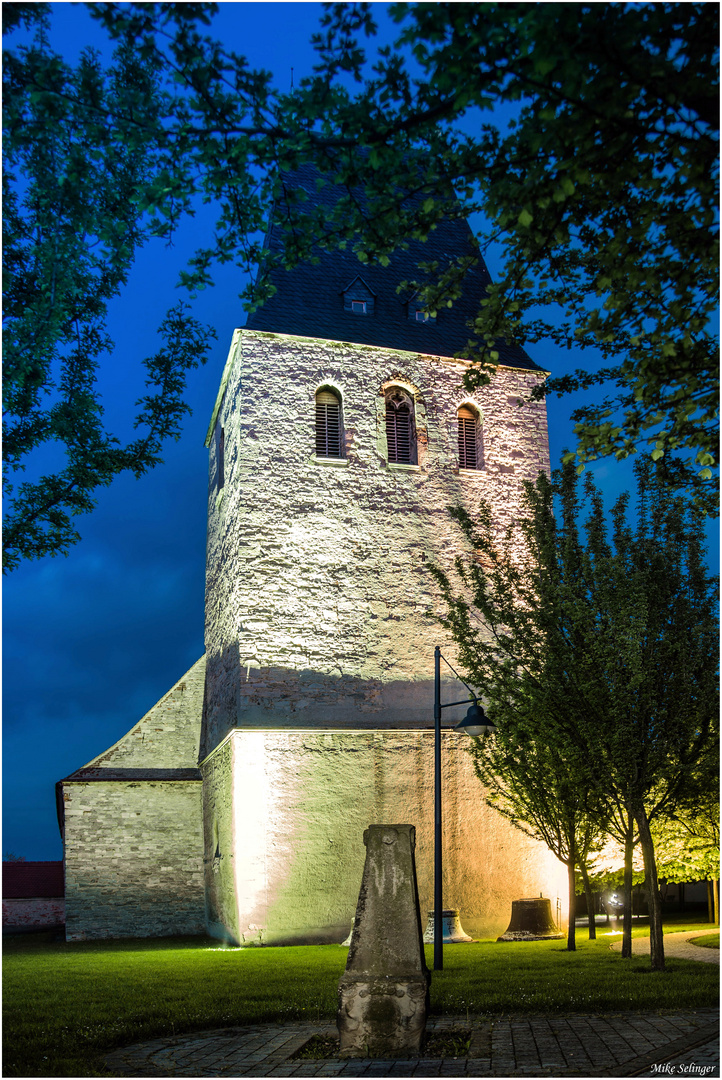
[201,736,239,943]
[62,658,207,940]
[76,656,206,771]
[201,728,566,946]
[63,781,205,940]
[203,331,550,753]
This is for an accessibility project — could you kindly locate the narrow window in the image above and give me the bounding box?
[385,390,416,464]
[458,406,479,470]
[315,389,343,458]
[217,426,225,491]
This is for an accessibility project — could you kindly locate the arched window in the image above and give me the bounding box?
[315,389,343,458]
[458,406,481,470]
[385,389,416,465]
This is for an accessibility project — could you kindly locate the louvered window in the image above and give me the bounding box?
[458,406,479,470]
[386,392,415,464]
[315,390,343,458]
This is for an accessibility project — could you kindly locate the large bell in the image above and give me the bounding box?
[498,896,564,941]
[422,909,472,943]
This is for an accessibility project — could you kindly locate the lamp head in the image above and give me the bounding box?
[455,700,494,737]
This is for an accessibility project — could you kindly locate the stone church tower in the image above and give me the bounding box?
[58,168,565,943]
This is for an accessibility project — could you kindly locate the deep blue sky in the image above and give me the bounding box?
[3,3,718,861]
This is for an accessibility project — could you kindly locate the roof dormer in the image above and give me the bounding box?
[406,291,437,324]
[342,275,376,315]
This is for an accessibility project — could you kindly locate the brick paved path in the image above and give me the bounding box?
[105,1010,719,1078]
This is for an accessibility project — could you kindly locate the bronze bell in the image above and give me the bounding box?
[498,896,564,941]
[422,908,472,944]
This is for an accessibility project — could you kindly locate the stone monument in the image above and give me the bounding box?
[337,825,430,1058]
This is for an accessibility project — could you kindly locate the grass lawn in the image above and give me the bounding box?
[691,932,720,949]
[3,918,718,1078]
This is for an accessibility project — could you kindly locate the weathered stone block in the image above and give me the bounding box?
[338,824,429,1058]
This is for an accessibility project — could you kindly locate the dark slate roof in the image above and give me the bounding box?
[60,768,202,781]
[245,164,543,372]
[3,861,64,898]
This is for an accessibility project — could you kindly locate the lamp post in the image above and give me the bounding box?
[433,645,494,971]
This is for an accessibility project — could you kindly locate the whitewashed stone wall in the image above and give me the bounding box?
[203,331,550,753]
[77,656,207,771]
[62,659,206,940]
[201,330,555,945]
[201,729,567,945]
[201,735,238,942]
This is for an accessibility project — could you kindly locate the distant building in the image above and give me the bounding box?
[3,861,64,933]
[58,168,566,943]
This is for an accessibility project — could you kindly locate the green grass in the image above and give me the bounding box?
[691,933,720,949]
[3,919,719,1078]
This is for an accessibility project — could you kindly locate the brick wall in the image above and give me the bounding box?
[3,899,64,931]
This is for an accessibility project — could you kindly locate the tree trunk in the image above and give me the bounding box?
[714,880,720,926]
[634,802,665,971]
[707,880,713,922]
[621,817,634,959]
[567,859,577,951]
[579,862,596,939]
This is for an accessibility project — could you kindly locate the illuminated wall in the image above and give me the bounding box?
[201,333,556,945]
[201,729,567,945]
[203,331,550,752]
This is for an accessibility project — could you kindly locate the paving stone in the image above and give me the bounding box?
[103,1010,720,1077]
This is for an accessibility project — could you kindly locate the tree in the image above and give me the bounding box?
[653,788,720,924]
[4,3,718,570]
[310,3,719,510]
[3,6,217,571]
[431,459,718,970]
[468,711,606,950]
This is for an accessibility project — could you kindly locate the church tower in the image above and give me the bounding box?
[58,168,566,944]
[200,166,563,945]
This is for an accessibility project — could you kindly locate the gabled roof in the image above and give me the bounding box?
[3,861,63,898]
[245,163,542,372]
[341,275,377,297]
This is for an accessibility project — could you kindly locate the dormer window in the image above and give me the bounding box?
[407,293,436,323]
[342,276,376,316]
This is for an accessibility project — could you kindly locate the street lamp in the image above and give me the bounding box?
[433,645,494,971]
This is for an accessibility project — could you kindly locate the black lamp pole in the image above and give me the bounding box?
[433,645,493,972]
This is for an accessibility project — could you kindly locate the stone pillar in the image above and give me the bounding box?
[337,824,429,1058]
